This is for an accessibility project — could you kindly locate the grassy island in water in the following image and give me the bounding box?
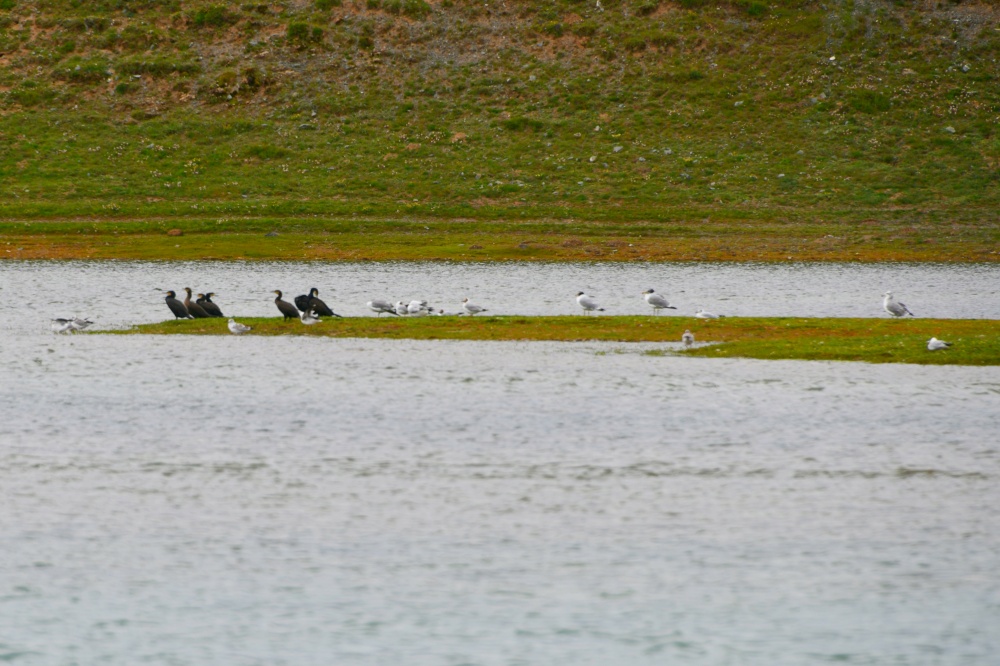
[114,316,1000,366]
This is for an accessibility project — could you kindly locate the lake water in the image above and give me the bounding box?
[1,261,999,665]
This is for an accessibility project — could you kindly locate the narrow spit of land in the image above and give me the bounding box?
[3,216,997,262]
[112,316,1000,366]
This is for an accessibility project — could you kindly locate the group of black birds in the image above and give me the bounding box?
[274,288,342,321]
[162,286,341,321]
[161,287,225,319]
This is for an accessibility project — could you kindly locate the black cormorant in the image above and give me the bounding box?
[198,292,224,318]
[273,290,300,321]
[295,287,341,318]
[164,290,191,319]
[183,288,211,318]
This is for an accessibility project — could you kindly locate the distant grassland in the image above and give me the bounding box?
[113,316,1000,365]
[3,214,996,261]
[0,0,998,256]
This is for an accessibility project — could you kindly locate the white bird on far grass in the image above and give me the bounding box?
[682,330,695,347]
[462,298,487,316]
[300,310,321,325]
[228,318,251,335]
[576,292,604,314]
[883,291,914,317]
[927,337,952,351]
[695,308,720,319]
[367,299,398,316]
[643,289,677,314]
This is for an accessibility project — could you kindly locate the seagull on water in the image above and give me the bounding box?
[462,298,488,316]
[643,289,677,314]
[576,292,604,314]
[682,330,695,347]
[228,318,251,335]
[927,337,952,351]
[883,291,914,317]
[695,308,720,319]
[367,299,398,316]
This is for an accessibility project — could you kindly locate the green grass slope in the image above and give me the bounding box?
[0,0,998,225]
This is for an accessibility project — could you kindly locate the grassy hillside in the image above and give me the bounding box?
[1,0,998,228]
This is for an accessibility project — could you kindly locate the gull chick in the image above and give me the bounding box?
[576,292,604,314]
[682,330,695,347]
[228,318,251,335]
[462,298,488,316]
[883,291,914,317]
[927,337,952,351]
[643,289,677,314]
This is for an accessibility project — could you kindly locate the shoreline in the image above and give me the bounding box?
[3,216,996,263]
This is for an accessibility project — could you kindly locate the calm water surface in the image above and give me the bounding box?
[1,261,998,665]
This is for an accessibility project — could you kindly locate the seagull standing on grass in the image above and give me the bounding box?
[682,330,695,347]
[407,300,432,316]
[367,299,398,316]
[927,337,952,351]
[643,289,677,314]
[883,291,914,317]
[462,298,487,316]
[576,292,604,314]
[228,319,251,335]
[300,309,321,325]
[51,318,75,334]
[69,317,93,332]
[695,308,720,319]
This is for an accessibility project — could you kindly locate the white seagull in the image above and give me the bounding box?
[927,337,952,351]
[300,309,321,325]
[69,317,94,331]
[643,289,677,314]
[228,318,251,335]
[462,298,488,316]
[682,330,695,347]
[576,291,604,314]
[407,300,432,316]
[695,308,720,319]
[50,318,75,334]
[394,301,410,316]
[367,299,398,316]
[883,291,914,317]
